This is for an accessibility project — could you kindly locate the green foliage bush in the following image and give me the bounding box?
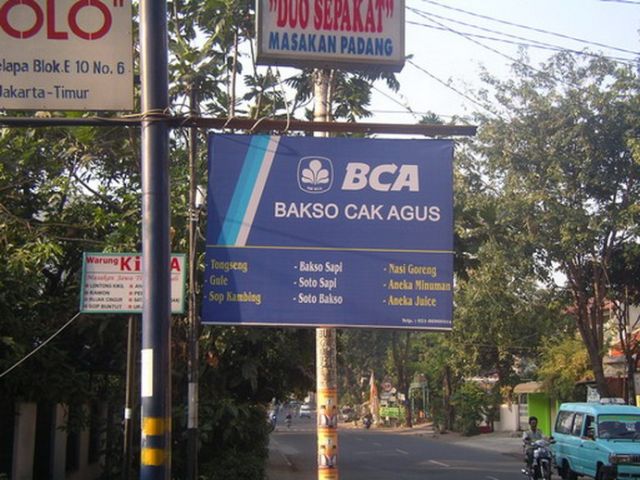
[170,400,270,480]
[198,401,270,480]
[451,382,487,436]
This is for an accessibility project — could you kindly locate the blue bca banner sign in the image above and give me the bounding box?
[202,135,453,330]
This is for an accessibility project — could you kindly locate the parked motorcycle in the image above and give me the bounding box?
[522,439,553,480]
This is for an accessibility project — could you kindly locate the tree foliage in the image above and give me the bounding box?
[337,329,389,407]
[0,122,139,403]
[538,337,592,402]
[453,239,567,383]
[475,52,640,396]
[451,382,494,436]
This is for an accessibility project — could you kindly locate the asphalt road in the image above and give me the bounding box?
[268,417,525,480]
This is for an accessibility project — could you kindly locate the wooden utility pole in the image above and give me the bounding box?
[314,68,339,480]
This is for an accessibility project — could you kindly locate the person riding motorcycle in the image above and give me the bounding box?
[522,416,544,472]
[363,412,373,429]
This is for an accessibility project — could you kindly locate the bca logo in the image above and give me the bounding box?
[298,157,333,193]
[342,163,420,192]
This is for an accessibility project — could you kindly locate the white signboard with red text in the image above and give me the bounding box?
[0,0,133,110]
[256,0,405,71]
[80,253,186,314]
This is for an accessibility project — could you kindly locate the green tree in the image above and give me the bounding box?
[475,52,640,396]
[411,333,461,431]
[0,121,139,399]
[389,331,414,426]
[0,121,140,477]
[286,68,400,122]
[538,337,592,402]
[453,240,565,386]
[450,382,487,436]
[450,146,568,390]
[337,330,388,408]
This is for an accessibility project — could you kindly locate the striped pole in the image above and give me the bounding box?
[139,0,171,477]
[317,331,339,480]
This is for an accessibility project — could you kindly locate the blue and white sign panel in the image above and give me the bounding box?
[203,135,453,330]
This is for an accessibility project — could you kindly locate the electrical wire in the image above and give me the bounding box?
[407,20,638,67]
[407,8,638,65]
[406,59,501,118]
[0,312,82,379]
[599,0,640,4]
[370,85,476,122]
[409,8,559,50]
[416,0,640,56]
[369,108,474,122]
[414,13,580,90]
[371,85,421,120]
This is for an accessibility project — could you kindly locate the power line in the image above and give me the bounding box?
[415,13,580,90]
[407,19,637,66]
[369,108,474,121]
[417,0,640,56]
[406,59,501,118]
[407,8,638,65]
[404,3,638,120]
[600,0,640,4]
[371,84,421,120]
[0,312,82,379]
[409,8,559,50]
[370,84,476,122]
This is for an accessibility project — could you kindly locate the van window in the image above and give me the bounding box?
[571,413,584,436]
[555,410,574,434]
[584,415,595,437]
[597,414,640,439]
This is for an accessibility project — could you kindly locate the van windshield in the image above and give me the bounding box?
[597,414,640,440]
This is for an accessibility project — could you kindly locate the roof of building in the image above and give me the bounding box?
[514,381,544,394]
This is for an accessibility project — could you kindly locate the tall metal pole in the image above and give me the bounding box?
[122,314,138,480]
[186,86,200,480]
[314,68,339,480]
[139,0,172,478]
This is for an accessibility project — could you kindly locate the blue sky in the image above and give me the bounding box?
[370,0,640,123]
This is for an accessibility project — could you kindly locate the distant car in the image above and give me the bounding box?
[299,404,312,418]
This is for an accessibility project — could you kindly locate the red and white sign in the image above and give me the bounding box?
[0,0,133,110]
[256,0,405,71]
[80,253,186,314]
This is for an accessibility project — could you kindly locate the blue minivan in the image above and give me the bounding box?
[552,401,640,479]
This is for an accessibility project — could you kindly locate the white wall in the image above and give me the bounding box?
[12,401,106,480]
[493,403,519,432]
[12,402,37,480]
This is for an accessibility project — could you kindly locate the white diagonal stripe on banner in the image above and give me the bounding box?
[236,136,280,246]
